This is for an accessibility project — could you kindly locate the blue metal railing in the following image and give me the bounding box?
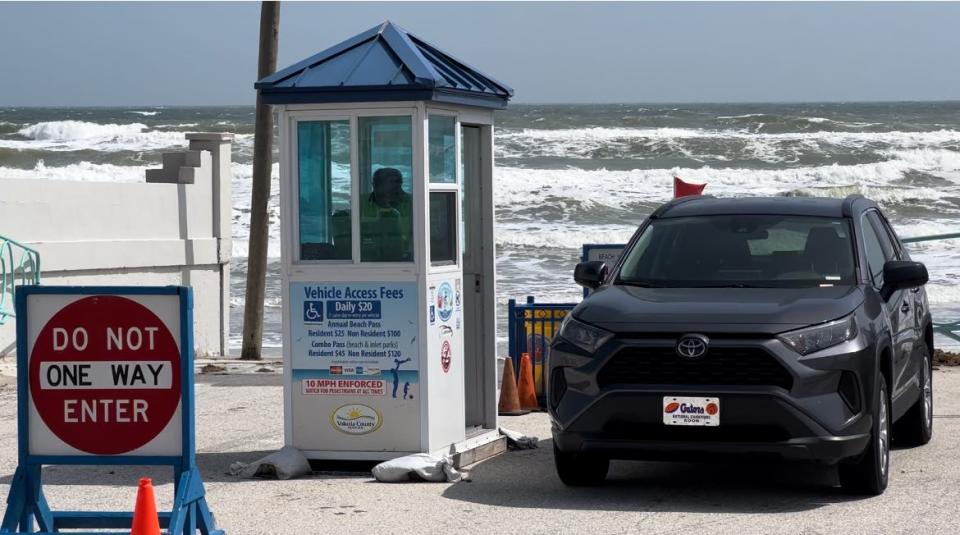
[507,296,576,407]
[0,236,40,325]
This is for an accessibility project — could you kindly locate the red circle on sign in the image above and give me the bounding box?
[29,296,181,455]
[440,340,451,373]
[706,403,718,415]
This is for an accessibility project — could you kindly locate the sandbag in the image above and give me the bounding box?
[229,445,312,480]
[372,453,461,483]
[500,427,539,450]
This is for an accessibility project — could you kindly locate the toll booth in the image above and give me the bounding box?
[256,22,512,462]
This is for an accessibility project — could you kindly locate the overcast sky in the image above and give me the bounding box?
[2,1,959,106]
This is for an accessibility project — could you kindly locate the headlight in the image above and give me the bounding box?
[778,314,858,355]
[558,316,613,354]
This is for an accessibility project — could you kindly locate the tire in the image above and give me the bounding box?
[839,376,890,495]
[893,346,933,446]
[553,443,609,486]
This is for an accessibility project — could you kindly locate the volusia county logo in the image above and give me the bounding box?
[330,404,382,435]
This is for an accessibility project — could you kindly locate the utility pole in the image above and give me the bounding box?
[241,1,280,360]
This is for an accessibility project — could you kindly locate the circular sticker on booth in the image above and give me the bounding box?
[330,404,382,435]
[440,339,452,373]
[436,282,454,323]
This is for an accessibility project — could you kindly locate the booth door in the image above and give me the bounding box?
[462,125,486,430]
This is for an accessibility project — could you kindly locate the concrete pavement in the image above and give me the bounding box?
[0,364,957,534]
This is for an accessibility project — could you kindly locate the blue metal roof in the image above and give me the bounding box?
[256,21,514,109]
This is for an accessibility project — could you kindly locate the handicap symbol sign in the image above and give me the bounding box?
[303,301,324,323]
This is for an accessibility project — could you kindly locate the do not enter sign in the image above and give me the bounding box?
[26,294,182,455]
[6,287,225,535]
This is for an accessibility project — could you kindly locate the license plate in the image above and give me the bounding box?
[663,396,720,426]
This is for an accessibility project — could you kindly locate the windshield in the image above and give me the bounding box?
[617,215,857,288]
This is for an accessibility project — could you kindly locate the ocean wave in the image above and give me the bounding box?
[1,120,188,152]
[716,113,768,120]
[14,156,960,302]
[19,120,147,141]
[0,160,150,182]
[496,223,636,250]
[493,154,960,216]
[496,127,960,161]
[127,111,160,117]
[803,117,881,128]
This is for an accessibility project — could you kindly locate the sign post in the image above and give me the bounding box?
[2,286,222,535]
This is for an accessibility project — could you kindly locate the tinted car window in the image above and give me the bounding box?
[870,211,905,261]
[861,216,888,288]
[617,215,856,288]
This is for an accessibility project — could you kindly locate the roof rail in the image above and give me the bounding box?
[841,194,865,218]
[650,195,715,219]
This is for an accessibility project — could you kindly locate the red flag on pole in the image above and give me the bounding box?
[674,176,706,198]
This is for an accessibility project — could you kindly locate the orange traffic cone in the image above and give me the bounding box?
[498,357,529,416]
[131,477,161,535]
[517,352,540,411]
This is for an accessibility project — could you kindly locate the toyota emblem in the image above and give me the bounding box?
[676,334,709,359]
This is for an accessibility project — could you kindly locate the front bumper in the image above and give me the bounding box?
[548,334,878,464]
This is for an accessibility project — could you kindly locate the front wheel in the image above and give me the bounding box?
[839,376,890,495]
[553,443,609,486]
[893,346,933,446]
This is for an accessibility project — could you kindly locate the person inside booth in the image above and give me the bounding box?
[361,167,413,261]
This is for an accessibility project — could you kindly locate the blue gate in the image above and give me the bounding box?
[507,297,576,407]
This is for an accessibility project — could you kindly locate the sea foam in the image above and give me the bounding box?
[1,121,188,152]
[496,127,960,161]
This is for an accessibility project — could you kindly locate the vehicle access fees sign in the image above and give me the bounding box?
[23,290,183,456]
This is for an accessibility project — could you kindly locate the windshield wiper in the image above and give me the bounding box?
[617,280,664,288]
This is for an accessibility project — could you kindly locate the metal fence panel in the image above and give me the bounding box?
[507,297,576,408]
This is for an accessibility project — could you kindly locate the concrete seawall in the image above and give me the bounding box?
[0,133,232,357]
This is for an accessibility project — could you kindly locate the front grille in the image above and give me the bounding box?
[597,345,793,390]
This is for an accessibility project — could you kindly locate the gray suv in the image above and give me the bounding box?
[548,195,932,495]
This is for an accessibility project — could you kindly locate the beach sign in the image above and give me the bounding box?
[2,286,223,535]
[581,243,627,296]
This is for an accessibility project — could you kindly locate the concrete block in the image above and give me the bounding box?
[145,168,176,183]
[162,152,186,171]
[183,149,203,168]
[178,166,197,184]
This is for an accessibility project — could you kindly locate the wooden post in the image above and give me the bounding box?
[241,1,280,360]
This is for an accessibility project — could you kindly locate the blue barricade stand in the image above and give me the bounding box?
[1,286,222,535]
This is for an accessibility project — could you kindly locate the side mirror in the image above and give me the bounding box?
[881,260,928,300]
[574,261,608,290]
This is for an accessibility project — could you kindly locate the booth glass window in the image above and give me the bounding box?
[429,115,457,184]
[297,120,352,261]
[430,192,457,265]
[359,116,414,262]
